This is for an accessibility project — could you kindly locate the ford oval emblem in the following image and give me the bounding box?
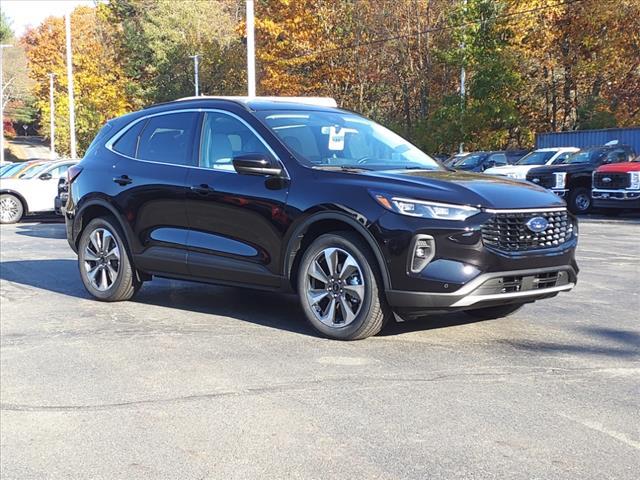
[526,216,549,233]
[532,178,540,183]
[602,177,612,183]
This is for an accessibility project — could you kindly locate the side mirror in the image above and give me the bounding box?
[233,154,283,177]
[39,172,53,180]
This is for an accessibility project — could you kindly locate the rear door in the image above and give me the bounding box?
[109,111,200,276]
[184,110,289,288]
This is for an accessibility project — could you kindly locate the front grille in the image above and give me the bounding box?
[482,210,573,253]
[527,173,555,188]
[593,172,630,189]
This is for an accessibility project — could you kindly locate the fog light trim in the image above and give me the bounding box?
[408,235,435,274]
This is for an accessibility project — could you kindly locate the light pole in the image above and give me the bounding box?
[65,13,77,159]
[189,54,200,96]
[0,44,12,164]
[48,73,56,159]
[246,0,256,97]
[459,0,467,154]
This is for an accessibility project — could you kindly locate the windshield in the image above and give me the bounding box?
[20,163,49,179]
[517,151,555,166]
[1,163,25,177]
[454,153,486,168]
[564,150,603,164]
[257,110,439,171]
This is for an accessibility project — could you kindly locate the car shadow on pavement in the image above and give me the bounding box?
[0,259,88,299]
[15,222,67,239]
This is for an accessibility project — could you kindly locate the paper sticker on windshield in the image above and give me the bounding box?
[328,126,345,151]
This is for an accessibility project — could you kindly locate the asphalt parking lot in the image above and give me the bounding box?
[1,216,639,479]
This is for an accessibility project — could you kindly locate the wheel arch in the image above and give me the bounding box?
[283,212,390,292]
[0,189,29,214]
[74,199,131,250]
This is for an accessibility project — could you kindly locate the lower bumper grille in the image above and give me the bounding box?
[482,209,574,253]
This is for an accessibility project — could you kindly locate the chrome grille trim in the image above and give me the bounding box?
[481,209,574,253]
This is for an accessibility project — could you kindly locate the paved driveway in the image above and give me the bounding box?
[1,217,639,479]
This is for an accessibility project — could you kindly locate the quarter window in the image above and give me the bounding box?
[199,112,272,171]
[136,112,199,165]
[113,120,146,157]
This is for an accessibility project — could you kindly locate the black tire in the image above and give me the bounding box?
[465,303,525,320]
[297,231,391,340]
[0,194,24,224]
[77,216,140,301]
[568,187,592,214]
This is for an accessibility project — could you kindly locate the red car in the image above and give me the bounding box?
[592,160,640,211]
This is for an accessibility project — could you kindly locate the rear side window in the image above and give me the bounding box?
[113,120,146,157]
[136,112,199,165]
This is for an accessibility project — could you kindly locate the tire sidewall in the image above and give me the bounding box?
[78,217,132,301]
[0,194,24,224]
[298,234,378,339]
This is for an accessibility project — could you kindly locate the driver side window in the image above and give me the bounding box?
[200,112,272,172]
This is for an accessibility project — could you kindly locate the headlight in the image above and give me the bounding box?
[554,172,567,188]
[372,192,480,221]
[629,172,640,190]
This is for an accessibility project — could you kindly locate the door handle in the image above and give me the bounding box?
[113,175,133,186]
[190,184,215,195]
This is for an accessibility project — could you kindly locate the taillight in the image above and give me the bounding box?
[67,165,83,183]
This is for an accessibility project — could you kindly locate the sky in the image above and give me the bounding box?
[1,0,96,37]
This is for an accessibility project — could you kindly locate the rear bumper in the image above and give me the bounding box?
[386,266,577,311]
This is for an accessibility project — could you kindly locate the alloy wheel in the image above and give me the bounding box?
[84,228,121,291]
[0,196,22,223]
[304,247,365,327]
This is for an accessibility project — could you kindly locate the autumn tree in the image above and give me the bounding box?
[22,6,132,156]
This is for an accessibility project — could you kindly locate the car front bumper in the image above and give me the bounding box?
[592,189,640,209]
[386,265,577,313]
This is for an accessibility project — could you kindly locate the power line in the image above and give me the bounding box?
[278,0,585,61]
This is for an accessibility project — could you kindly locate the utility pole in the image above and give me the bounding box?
[65,13,77,159]
[0,44,12,164]
[246,0,256,97]
[48,73,56,159]
[459,0,467,154]
[189,54,200,96]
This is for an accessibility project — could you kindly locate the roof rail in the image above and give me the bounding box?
[176,96,338,108]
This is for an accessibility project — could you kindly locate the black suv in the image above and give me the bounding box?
[526,144,636,214]
[65,97,579,340]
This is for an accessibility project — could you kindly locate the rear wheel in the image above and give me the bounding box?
[298,232,390,340]
[0,194,24,224]
[78,216,140,301]
[568,187,592,214]
[465,303,525,320]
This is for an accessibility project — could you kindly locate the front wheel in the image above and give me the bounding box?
[0,194,24,224]
[78,216,140,301]
[297,232,390,340]
[568,187,592,214]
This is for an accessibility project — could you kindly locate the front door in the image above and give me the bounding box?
[185,111,290,288]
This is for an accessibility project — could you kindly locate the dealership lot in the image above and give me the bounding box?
[1,217,639,479]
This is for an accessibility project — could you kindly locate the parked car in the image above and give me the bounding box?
[452,151,510,172]
[526,143,636,214]
[0,159,77,224]
[54,176,69,215]
[592,159,640,212]
[485,147,579,180]
[504,149,530,164]
[65,96,578,340]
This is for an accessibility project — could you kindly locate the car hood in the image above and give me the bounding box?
[528,162,594,175]
[597,162,640,173]
[364,169,565,209]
